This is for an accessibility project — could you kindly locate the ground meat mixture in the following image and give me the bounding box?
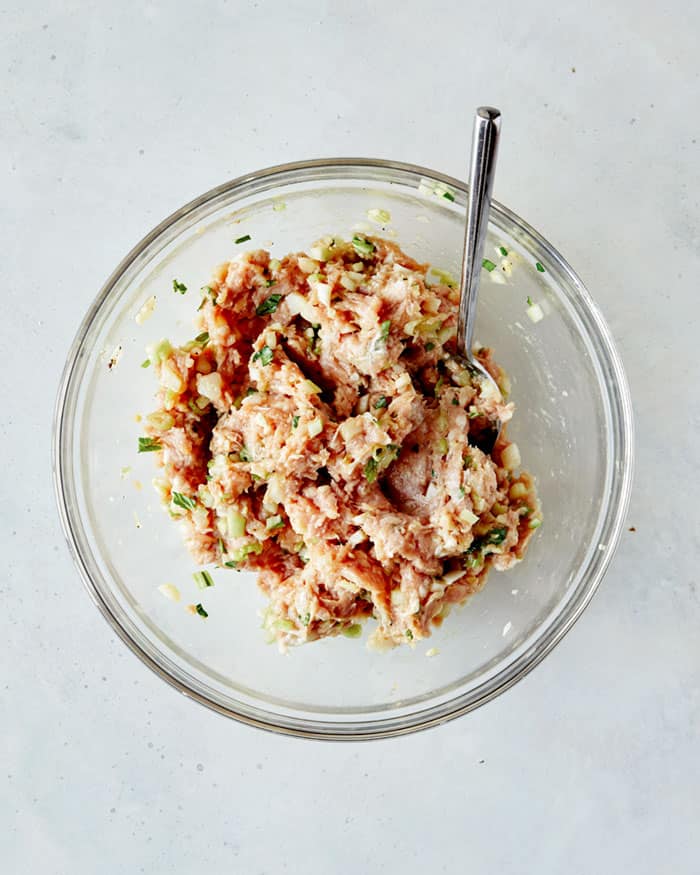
[143,235,541,649]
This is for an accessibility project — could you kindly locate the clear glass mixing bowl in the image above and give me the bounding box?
[53,159,634,739]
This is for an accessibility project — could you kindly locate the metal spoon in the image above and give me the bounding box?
[457,106,503,454]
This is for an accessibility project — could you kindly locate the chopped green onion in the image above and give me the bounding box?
[194,331,209,345]
[486,527,508,545]
[379,320,391,342]
[342,623,363,638]
[195,603,208,617]
[292,414,300,430]
[451,397,459,406]
[198,286,215,309]
[238,446,252,463]
[252,345,273,366]
[437,437,449,455]
[141,358,151,368]
[256,294,282,316]
[425,342,435,351]
[526,296,533,307]
[307,417,323,438]
[529,518,542,529]
[374,396,388,409]
[137,436,162,453]
[172,279,187,294]
[367,208,391,224]
[172,492,197,511]
[300,612,311,626]
[230,542,263,563]
[351,235,375,258]
[442,191,455,202]
[235,234,251,244]
[482,259,496,272]
[535,261,545,272]
[499,246,508,256]
[226,509,247,539]
[405,629,414,640]
[364,457,378,483]
[223,561,238,569]
[266,515,285,531]
[193,570,214,589]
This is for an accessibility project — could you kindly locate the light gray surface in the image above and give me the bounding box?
[3,1,698,872]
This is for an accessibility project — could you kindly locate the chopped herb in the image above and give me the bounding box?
[451,397,459,406]
[300,612,311,626]
[256,293,282,316]
[499,246,508,256]
[374,395,388,409]
[172,492,197,511]
[194,331,209,345]
[140,358,151,368]
[137,436,162,453]
[193,570,214,589]
[467,408,479,419]
[379,320,391,342]
[265,279,274,287]
[529,518,542,529]
[442,191,455,202]
[482,259,496,272]
[245,387,258,397]
[195,603,208,618]
[469,526,509,555]
[309,323,321,354]
[266,515,285,531]
[487,526,508,544]
[435,375,444,396]
[459,486,466,496]
[364,457,378,483]
[526,296,533,307]
[198,286,215,310]
[425,342,435,351]
[172,279,187,294]
[343,623,363,638]
[235,234,251,244]
[405,629,414,640]
[238,446,252,462]
[252,345,273,366]
[292,415,300,429]
[223,561,239,569]
[535,261,545,272]
[352,235,375,258]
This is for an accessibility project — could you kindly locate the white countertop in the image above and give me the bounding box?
[3,1,699,872]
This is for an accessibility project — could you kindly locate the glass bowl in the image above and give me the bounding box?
[53,159,633,739]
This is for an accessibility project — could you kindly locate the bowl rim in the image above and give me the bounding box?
[53,157,635,740]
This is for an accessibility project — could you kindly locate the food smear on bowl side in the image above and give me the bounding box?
[141,235,541,650]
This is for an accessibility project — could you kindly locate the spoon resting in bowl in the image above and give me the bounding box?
[457,106,504,455]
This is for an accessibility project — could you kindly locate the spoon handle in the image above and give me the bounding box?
[457,107,501,357]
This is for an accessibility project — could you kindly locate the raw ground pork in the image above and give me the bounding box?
[143,234,541,649]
